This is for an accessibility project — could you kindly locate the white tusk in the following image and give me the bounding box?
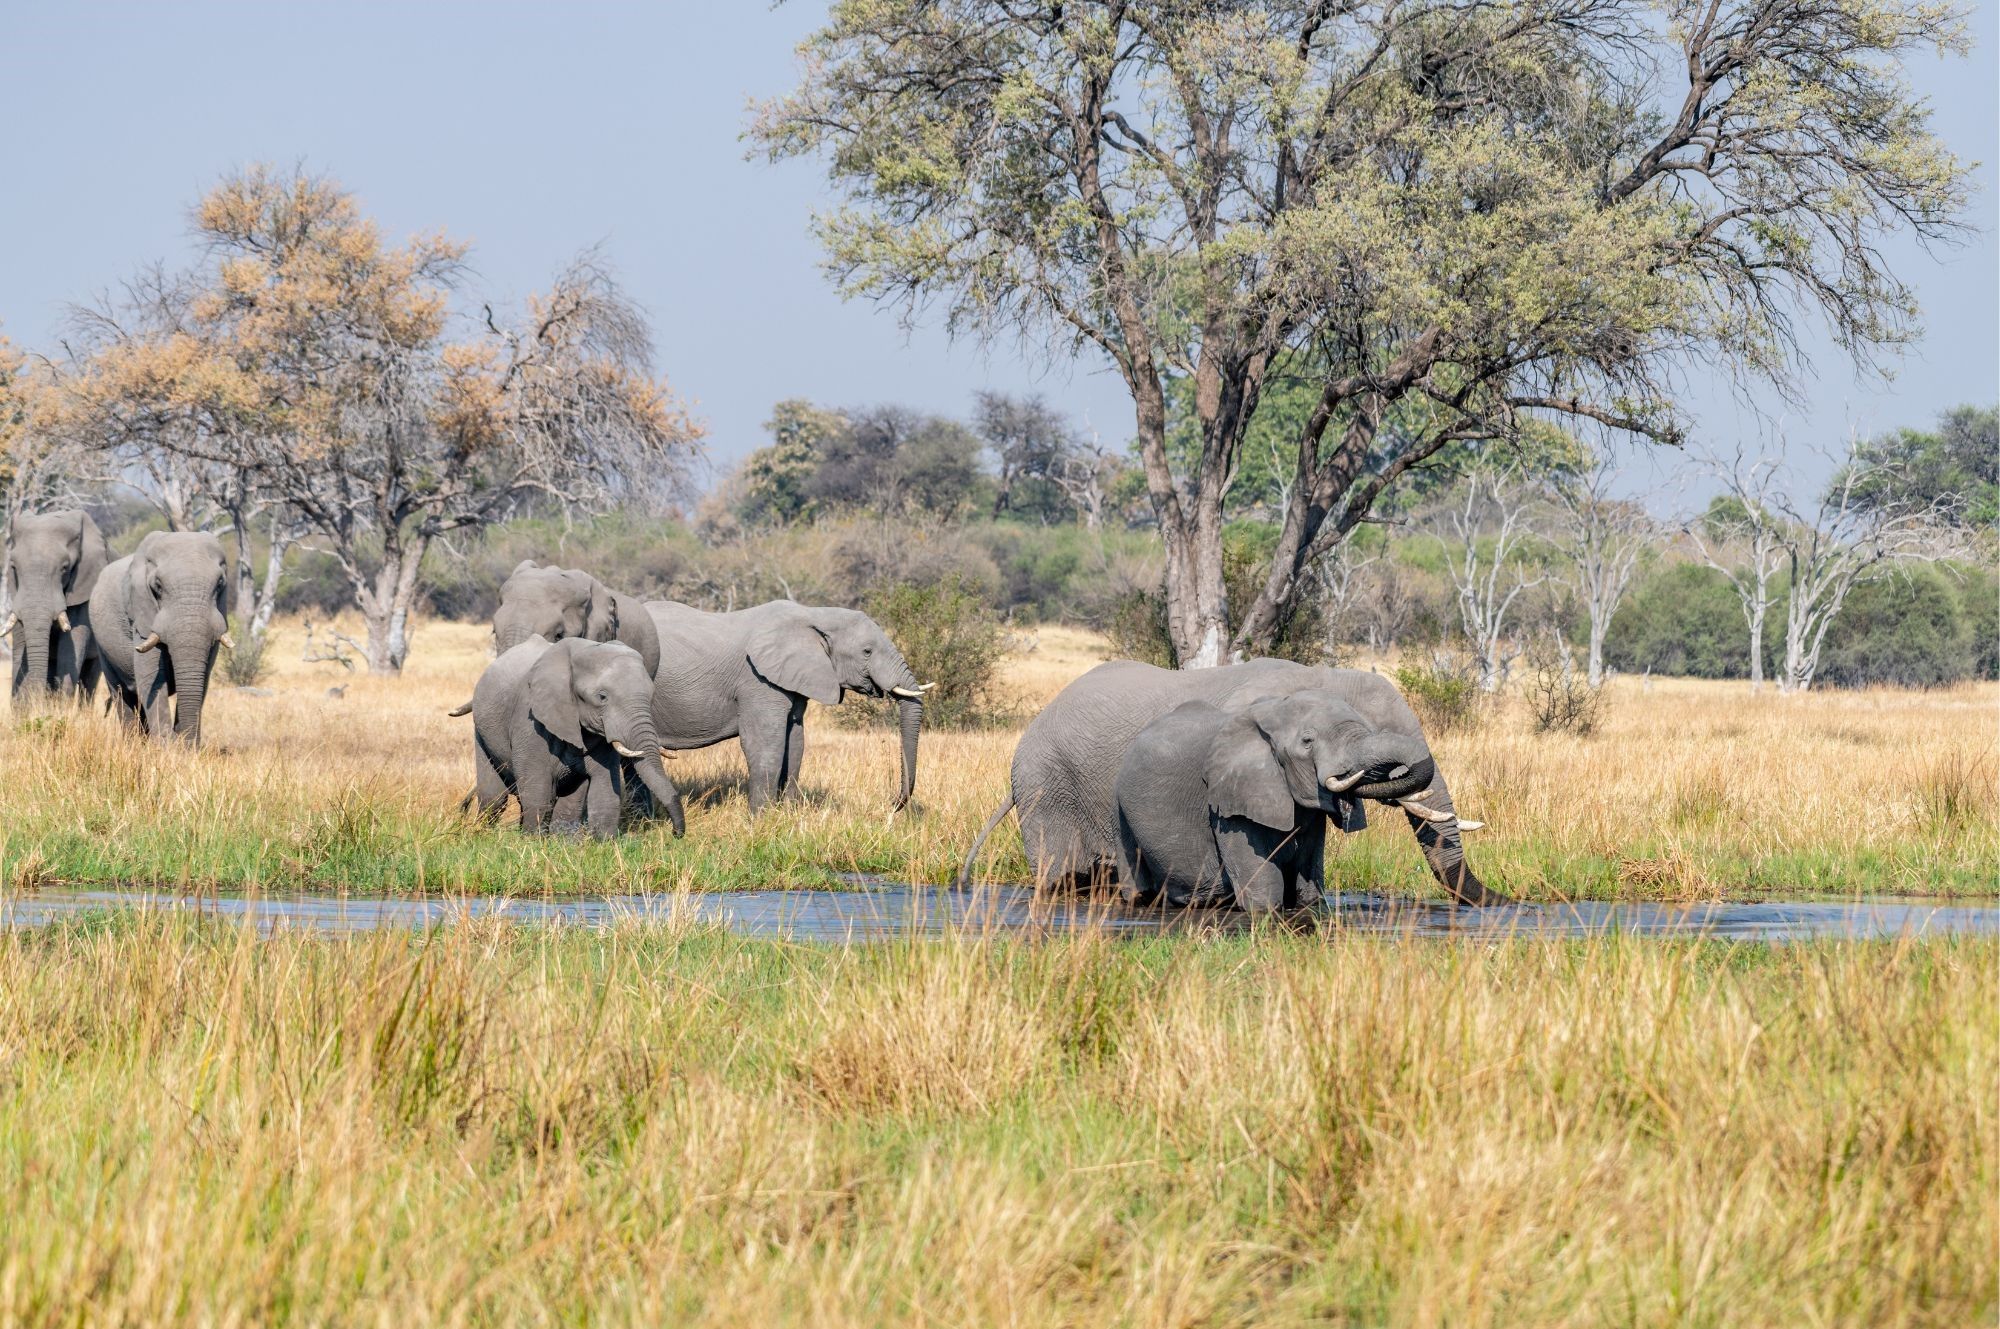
[1398,798,1457,824]
[0,612,15,635]
[1456,819,1485,832]
[218,631,236,651]
[55,610,72,633]
[135,632,161,654]
[1324,770,1366,793]
[611,741,647,760]
[890,684,934,699]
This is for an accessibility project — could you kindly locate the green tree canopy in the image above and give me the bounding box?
[758,0,1973,666]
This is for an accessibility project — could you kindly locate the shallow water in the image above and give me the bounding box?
[3,882,1996,943]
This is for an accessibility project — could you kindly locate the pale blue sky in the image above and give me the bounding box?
[2,2,1993,506]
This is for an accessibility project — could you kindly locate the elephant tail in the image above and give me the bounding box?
[956,794,1015,890]
[456,785,478,813]
[446,699,472,717]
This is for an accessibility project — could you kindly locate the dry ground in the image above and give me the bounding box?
[0,615,1992,897]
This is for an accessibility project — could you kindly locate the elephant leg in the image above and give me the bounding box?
[582,746,625,840]
[53,632,81,700]
[738,688,792,813]
[1288,815,1328,909]
[75,631,100,702]
[777,696,808,799]
[1213,815,1294,913]
[1113,808,1160,907]
[515,757,557,833]
[471,740,509,824]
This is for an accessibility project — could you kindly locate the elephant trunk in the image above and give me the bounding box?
[619,714,685,838]
[1407,789,1507,906]
[11,600,56,699]
[894,694,922,812]
[168,636,214,746]
[1347,735,1437,803]
[870,647,924,812]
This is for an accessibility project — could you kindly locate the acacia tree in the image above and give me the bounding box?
[1550,451,1653,687]
[0,332,97,629]
[70,168,705,673]
[759,0,1972,666]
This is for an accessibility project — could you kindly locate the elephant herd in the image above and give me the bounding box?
[6,512,1498,911]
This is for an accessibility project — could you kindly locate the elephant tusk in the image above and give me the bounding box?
[218,631,236,651]
[0,612,15,635]
[1456,818,1485,832]
[611,741,648,760]
[55,610,72,633]
[1398,798,1457,824]
[1324,770,1367,793]
[890,683,934,699]
[135,632,161,654]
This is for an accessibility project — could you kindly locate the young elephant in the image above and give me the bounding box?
[466,636,686,838]
[1113,691,1445,912]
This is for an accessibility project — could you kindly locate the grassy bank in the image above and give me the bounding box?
[0,916,1991,1325]
[0,618,1992,898]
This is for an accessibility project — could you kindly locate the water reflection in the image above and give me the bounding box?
[3,881,1995,943]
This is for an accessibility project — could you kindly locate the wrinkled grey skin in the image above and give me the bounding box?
[644,599,924,813]
[1115,693,1432,912]
[468,635,685,838]
[6,510,109,703]
[90,531,231,747]
[963,658,1502,906]
[491,560,661,675]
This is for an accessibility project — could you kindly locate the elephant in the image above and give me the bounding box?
[89,531,233,746]
[5,510,109,703]
[643,599,931,813]
[960,658,1503,906]
[1114,692,1444,912]
[490,560,660,674]
[462,635,686,838]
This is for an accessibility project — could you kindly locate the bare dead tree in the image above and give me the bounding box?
[1685,447,1786,691]
[1440,466,1547,690]
[1550,451,1654,686]
[1308,536,1382,660]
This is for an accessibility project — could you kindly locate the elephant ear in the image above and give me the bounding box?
[528,641,586,751]
[127,542,162,638]
[67,513,109,607]
[584,577,618,643]
[746,621,841,704]
[614,593,661,675]
[1205,713,1296,831]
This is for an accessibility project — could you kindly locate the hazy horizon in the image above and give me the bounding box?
[3,2,1993,514]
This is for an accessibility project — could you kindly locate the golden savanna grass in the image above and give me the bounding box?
[0,917,1990,1325]
[0,616,1991,897]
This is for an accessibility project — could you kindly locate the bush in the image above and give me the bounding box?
[1815,564,1977,689]
[1523,635,1603,735]
[856,575,1011,729]
[1605,562,1767,679]
[1104,587,1176,667]
[1392,649,1485,734]
[220,632,269,686]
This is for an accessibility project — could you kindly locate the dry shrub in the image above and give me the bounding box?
[1616,848,1718,901]
[1394,650,1485,734]
[1524,636,1604,736]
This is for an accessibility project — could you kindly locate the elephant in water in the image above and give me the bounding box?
[462,635,685,838]
[643,599,931,813]
[1115,692,1444,911]
[489,560,660,674]
[5,510,109,703]
[90,531,233,747]
[961,658,1502,906]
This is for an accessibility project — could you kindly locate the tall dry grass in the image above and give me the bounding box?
[0,616,1992,897]
[0,916,1990,1325]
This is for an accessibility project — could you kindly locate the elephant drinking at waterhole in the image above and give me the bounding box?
[962,658,1501,906]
